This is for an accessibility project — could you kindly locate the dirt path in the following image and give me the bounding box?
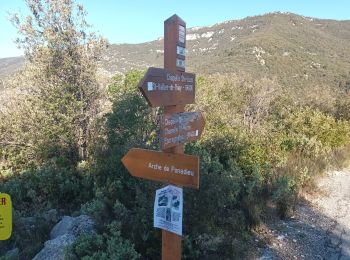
[316,170,350,259]
[256,169,350,260]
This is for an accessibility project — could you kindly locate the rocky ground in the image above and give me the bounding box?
[256,169,350,260]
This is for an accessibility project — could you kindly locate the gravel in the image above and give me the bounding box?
[255,169,350,260]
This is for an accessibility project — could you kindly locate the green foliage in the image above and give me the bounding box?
[105,70,158,150]
[280,107,350,152]
[80,198,107,221]
[11,2,350,259]
[0,0,107,172]
[272,176,298,218]
[69,71,350,259]
[66,221,140,260]
[191,73,350,223]
[107,70,146,99]
[69,70,161,259]
[0,209,55,259]
[2,50,350,258]
[0,164,93,214]
[0,162,94,258]
[183,143,259,258]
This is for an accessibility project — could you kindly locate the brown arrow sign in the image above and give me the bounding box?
[121,148,199,189]
[139,67,195,107]
[161,111,205,150]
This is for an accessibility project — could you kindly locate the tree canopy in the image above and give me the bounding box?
[0,0,107,171]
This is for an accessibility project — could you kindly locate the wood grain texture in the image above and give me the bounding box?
[161,111,205,149]
[138,67,195,107]
[164,14,186,72]
[121,148,199,188]
[162,14,187,260]
[162,230,182,260]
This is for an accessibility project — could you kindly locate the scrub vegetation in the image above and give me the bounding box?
[1,0,350,259]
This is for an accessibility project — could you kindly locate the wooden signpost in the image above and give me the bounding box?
[122,148,199,188]
[122,14,204,260]
[139,67,195,107]
[161,112,205,150]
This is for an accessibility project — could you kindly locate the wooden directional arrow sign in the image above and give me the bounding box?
[161,112,205,150]
[122,148,199,189]
[139,67,195,107]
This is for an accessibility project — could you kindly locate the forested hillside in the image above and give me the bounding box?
[1,1,350,259]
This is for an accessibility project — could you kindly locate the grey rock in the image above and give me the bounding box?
[50,215,95,240]
[32,233,76,260]
[71,215,95,237]
[34,215,95,260]
[5,248,19,259]
[50,216,75,239]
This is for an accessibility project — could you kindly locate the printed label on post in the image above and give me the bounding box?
[179,25,185,43]
[154,185,183,236]
[176,59,185,69]
[147,82,154,91]
[177,46,186,56]
[0,193,12,240]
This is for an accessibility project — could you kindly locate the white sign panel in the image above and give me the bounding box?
[177,46,186,56]
[154,185,183,236]
[176,59,185,69]
[179,25,185,43]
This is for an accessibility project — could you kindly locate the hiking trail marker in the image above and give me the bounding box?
[161,111,205,150]
[122,148,199,188]
[122,14,204,260]
[139,67,195,107]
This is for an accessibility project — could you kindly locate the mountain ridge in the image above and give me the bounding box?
[1,12,350,89]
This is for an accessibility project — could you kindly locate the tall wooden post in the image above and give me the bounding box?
[162,14,186,260]
[122,14,202,260]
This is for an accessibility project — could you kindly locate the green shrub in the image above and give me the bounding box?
[2,70,350,259]
[272,176,298,218]
[0,164,93,214]
[0,163,94,258]
[66,221,140,260]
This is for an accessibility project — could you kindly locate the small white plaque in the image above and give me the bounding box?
[176,59,185,69]
[177,46,186,56]
[179,25,185,43]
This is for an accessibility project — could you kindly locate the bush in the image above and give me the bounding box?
[0,163,94,258]
[2,70,350,259]
[66,221,140,259]
[86,71,350,258]
[0,164,93,214]
[272,176,298,218]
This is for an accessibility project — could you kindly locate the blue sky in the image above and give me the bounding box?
[1,0,350,58]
